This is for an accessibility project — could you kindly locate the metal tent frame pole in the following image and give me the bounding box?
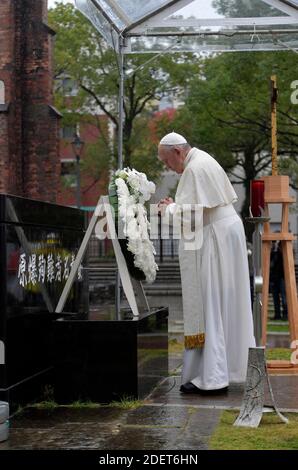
[118,35,124,170]
[115,34,125,317]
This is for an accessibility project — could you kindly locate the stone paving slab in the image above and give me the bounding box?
[267,334,291,348]
[169,354,182,373]
[10,407,125,428]
[268,376,298,410]
[124,405,189,427]
[3,424,122,450]
[113,407,220,451]
[0,404,220,450]
[148,375,298,412]
[148,377,245,408]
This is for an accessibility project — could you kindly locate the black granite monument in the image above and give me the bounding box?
[0,194,168,407]
[0,194,88,406]
[53,307,168,404]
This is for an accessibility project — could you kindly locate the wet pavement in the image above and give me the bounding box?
[0,296,296,450]
[0,405,220,450]
[1,345,298,450]
[0,343,219,450]
[267,333,290,348]
[148,374,298,412]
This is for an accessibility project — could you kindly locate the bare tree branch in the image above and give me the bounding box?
[135,93,156,116]
[79,82,118,127]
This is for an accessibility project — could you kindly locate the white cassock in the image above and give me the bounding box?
[167,147,256,390]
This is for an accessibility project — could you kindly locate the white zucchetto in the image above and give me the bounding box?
[159,132,187,146]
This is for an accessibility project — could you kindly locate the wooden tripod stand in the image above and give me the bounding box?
[261,175,298,373]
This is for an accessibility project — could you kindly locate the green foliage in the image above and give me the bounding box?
[279,157,298,190]
[266,348,291,360]
[169,338,184,353]
[267,324,290,333]
[177,51,298,164]
[48,3,201,183]
[33,400,58,410]
[49,2,298,207]
[68,401,101,409]
[170,50,298,227]
[168,339,292,359]
[212,0,284,17]
[129,115,164,182]
[109,397,144,409]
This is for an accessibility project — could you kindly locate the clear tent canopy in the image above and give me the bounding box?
[75,0,298,53]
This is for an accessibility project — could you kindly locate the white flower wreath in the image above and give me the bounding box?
[110,168,158,283]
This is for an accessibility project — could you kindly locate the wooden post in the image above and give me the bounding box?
[261,239,271,345]
[260,76,298,372]
[261,176,298,374]
[270,75,278,176]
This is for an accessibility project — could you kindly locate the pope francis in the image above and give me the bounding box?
[158,132,255,393]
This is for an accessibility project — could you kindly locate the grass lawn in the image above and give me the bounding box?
[169,338,184,353]
[266,348,292,360]
[30,397,144,411]
[210,411,298,450]
[169,340,292,361]
[267,324,289,333]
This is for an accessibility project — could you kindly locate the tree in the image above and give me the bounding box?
[48,3,201,181]
[212,0,284,17]
[170,50,298,231]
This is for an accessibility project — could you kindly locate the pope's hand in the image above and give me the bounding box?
[157,197,174,215]
[158,197,174,207]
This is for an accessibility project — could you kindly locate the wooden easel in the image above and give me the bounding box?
[261,76,298,373]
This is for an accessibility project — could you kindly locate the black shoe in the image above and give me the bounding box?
[198,386,229,395]
[180,382,229,395]
[179,382,201,394]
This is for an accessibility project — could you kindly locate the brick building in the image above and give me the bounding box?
[57,115,109,211]
[0,0,61,202]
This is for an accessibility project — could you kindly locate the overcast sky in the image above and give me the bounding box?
[48,0,75,10]
[49,0,74,8]
[48,0,222,18]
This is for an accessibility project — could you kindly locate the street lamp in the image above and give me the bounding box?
[71,133,85,208]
